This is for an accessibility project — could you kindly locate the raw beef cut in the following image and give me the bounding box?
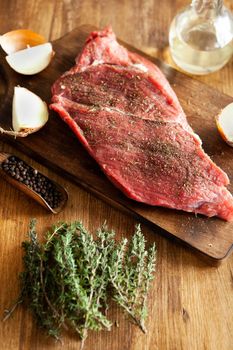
[51,27,233,221]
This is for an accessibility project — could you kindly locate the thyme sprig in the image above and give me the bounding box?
[109,224,156,332]
[4,220,156,347]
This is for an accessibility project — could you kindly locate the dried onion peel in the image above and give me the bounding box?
[0,29,46,54]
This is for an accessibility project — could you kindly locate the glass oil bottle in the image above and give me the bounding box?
[169,0,233,74]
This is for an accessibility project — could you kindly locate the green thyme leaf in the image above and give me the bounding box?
[4,220,156,347]
[109,224,156,332]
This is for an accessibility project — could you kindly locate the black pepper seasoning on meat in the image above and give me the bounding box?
[1,156,63,209]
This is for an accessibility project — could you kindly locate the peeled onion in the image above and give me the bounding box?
[6,43,54,75]
[12,86,48,134]
[216,102,233,147]
[0,86,48,137]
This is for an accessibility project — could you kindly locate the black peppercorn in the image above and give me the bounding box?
[1,156,64,209]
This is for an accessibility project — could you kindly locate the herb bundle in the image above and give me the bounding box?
[4,220,156,347]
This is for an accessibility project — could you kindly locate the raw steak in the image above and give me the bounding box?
[51,27,233,221]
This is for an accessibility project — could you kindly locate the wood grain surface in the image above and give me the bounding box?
[1,24,233,260]
[0,1,233,350]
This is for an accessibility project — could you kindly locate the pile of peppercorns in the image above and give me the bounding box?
[1,156,63,209]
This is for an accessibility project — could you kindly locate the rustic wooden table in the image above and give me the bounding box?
[0,1,233,349]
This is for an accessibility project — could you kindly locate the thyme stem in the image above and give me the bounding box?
[4,221,156,347]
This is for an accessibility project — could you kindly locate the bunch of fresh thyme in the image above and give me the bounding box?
[4,220,156,347]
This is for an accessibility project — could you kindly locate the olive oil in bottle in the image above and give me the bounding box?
[169,0,233,75]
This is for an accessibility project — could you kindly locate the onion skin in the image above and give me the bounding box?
[0,126,35,138]
[0,29,46,54]
[0,124,46,138]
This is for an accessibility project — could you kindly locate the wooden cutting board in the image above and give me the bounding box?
[0,25,233,261]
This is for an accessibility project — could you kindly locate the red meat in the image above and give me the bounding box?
[51,27,233,220]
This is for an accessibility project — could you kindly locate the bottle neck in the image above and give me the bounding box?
[191,0,223,18]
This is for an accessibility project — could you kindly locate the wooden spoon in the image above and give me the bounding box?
[0,152,68,213]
